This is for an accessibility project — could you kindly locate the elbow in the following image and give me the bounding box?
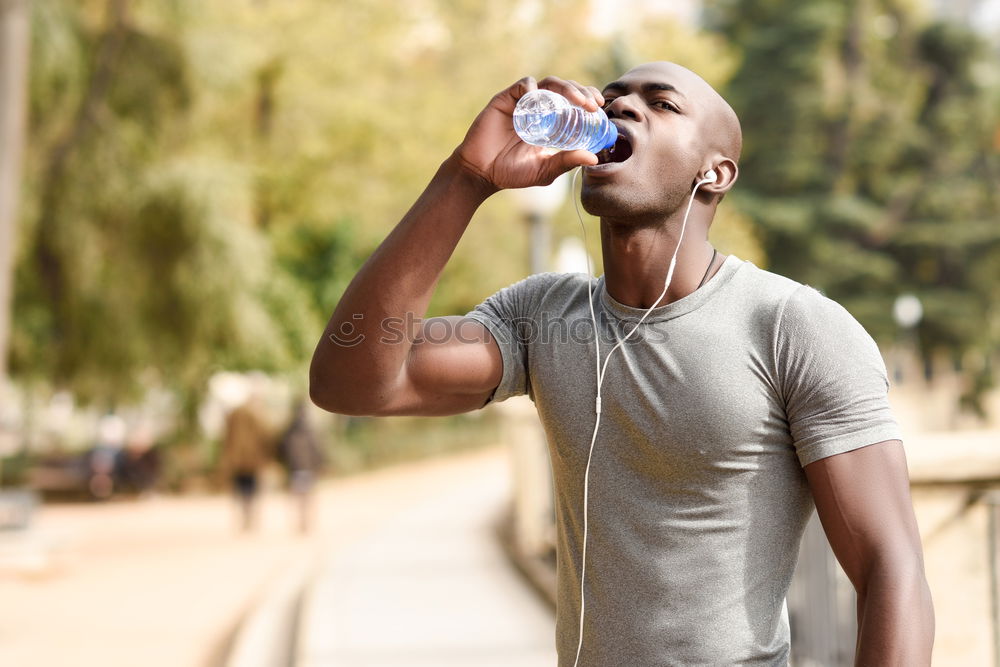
[308,377,339,414]
[309,388,389,417]
[309,379,372,416]
[857,548,935,624]
[309,338,406,415]
[308,343,354,414]
[309,356,349,414]
[309,366,355,415]
[308,361,390,417]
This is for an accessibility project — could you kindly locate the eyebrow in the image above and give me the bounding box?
[602,81,686,99]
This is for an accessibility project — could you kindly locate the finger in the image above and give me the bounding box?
[537,76,596,111]
[492,76,537,113]
[566,80,601,111]
[587,85,605,109]
[510,75,538,98]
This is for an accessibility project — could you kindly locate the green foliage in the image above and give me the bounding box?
[13,1,319,428]
[708,0,1000,412]
[13,0,995,435]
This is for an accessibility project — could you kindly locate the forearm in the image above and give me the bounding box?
[854,560,934,666]
[309,154,495,411]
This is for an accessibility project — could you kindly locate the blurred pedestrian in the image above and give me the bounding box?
[87,413,127,499]
[221,395,272,532]
[120,422,161,497]
[277,399,326,533]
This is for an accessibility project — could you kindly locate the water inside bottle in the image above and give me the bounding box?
[513,110,559,146]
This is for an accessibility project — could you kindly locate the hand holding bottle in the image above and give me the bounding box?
[452,76,603,192]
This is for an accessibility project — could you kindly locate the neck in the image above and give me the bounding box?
[599,206,719,309]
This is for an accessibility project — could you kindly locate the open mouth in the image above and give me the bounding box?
[596,134,633,165]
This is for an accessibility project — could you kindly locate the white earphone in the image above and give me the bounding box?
[568,166,716,667]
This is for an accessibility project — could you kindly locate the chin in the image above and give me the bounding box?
[580,181,646,219]
[581,184,693,229]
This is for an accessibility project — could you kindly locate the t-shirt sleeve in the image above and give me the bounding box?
[775,285,902,467]
[464,273,563,405]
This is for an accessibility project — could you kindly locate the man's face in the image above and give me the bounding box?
[580,62,710,221]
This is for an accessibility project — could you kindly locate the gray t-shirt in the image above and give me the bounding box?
[466,255,901,666]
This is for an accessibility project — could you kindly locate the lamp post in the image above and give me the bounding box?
[0,0,30,491]
[507,172,570,274]
[893,293,924,384]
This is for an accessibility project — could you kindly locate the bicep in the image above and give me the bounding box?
[804,440,924,590]
[380,316,503,416]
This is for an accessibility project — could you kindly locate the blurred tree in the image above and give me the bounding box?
[8,0,772,447]
[0,0,30,389]
[12,0,316,444]
[707,0,1000,413]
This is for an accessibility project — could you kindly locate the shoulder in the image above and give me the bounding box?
[720,260,807,338]
[504,271,590,299]
[778,283,873,347]
[728,261,863,336]
[471,272,591,319]
[731,260,804,309]
[770,281,886,389]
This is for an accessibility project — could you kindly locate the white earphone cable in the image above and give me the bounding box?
[569,168,712,667]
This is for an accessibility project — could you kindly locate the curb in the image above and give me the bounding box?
[225,553,318,667]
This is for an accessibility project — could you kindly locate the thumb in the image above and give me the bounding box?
[540,149,597,182]
[559,149,598,170]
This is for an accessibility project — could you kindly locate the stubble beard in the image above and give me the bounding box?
[580,179,690,229]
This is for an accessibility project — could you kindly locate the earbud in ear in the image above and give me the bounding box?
[704,169,718,183]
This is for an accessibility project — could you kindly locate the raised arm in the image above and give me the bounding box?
[804,440,934,666]
[309,77,601,416]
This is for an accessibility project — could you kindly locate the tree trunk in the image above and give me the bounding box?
[0,0,31,389]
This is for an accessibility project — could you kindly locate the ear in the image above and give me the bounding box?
[699,157,738,198]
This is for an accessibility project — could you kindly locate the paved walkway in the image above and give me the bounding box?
[0,490,314,667]
[296,449,557,667]
[0,446,555,667]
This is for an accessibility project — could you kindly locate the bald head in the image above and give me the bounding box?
[622,61,742,164]
[582,60,743,218]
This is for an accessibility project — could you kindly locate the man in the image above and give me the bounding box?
[310,62,934,665]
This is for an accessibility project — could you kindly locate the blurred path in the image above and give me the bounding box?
[0,480,316,666]
[0,446,554,667]
[297,448,557,667]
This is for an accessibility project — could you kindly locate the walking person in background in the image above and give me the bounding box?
[221,394,272,532]
[120,421,162,497]
[87,413,127,500]
[277,399,326,534]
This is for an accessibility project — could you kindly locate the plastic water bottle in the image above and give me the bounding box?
[513,89,618,154]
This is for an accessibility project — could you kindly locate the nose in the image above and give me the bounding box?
[605,94,643,122]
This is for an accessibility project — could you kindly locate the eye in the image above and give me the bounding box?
[652,99,679,113]
[601,97,617,110]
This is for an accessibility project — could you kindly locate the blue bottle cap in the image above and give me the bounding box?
[603,122,618,151]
